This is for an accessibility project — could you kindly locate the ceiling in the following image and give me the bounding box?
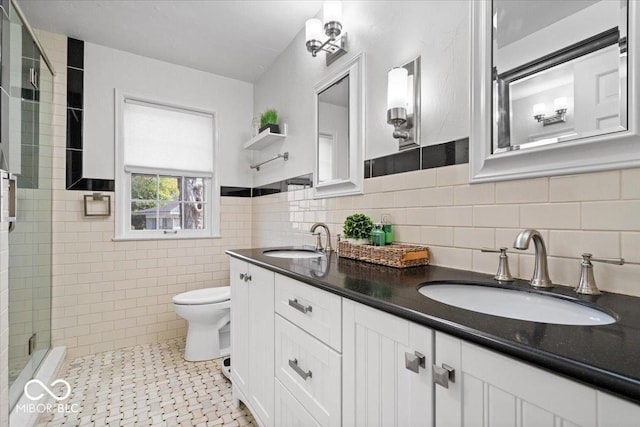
[18,0,323,83]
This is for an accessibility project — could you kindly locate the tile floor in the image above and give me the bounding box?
[36,338,256,426]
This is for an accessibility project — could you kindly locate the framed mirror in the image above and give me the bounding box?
[313,53,364,198]
[471,0,640,183]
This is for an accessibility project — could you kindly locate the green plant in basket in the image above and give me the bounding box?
[343,213,374,240]
[260,109,278,127]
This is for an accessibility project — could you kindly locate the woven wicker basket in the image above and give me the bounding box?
[338,241,429,268]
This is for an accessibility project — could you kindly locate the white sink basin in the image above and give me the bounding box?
[418,283,616,326]
[263,249,323,259]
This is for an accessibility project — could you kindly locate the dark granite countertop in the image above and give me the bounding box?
[226,246,640,404]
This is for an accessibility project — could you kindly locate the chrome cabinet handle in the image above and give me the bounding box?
[405,351,426,373]
[288,298,312,314]
[288,358,312,380]
[433,363,455,388]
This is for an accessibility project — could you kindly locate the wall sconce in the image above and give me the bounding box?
[533,97,568,126]
[387,57,421,150]
[305,1,348,66]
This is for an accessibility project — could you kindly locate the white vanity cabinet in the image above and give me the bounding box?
[229,257,275,427]
[434,331,640,427]
[229,254,640,427]
[342,299,434,427]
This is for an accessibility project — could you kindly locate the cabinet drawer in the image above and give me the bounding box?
[275,273,342,351]
[275,315,341,427]
[275,378,321,427]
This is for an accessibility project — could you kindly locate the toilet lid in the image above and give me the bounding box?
[173,287,230,305]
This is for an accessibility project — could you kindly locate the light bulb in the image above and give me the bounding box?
[533,103,546,117]
[324,1,342,23]
[387,68,409,110]
[305,19,323,43]
[554,97,568,111]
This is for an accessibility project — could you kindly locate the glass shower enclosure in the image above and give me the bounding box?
[1,1,55,410]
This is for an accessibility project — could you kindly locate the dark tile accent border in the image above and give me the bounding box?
[220,186,252,198]
[365,137,469,179]
[66,37,115,191]
[422,137,469,170]
[252,173,312,197]
[370,147,421,178]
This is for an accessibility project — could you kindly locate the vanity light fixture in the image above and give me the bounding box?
[305,1,348,66]
[533,97,568,126]
[387,57,421,150]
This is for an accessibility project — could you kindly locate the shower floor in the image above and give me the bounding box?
[36,338,256,426]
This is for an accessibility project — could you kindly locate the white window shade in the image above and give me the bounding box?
[123,99,214,174]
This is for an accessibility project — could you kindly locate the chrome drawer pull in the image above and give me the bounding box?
[433,363,456,388]
[289,358,312,380]
[288,298,312,314]
[405,351,426,373]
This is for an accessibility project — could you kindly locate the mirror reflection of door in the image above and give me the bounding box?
[492,0,627,152]
[317,75,349,183]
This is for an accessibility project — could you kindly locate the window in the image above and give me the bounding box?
[115,93,219,239]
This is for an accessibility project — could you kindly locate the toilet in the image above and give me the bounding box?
[172,286,231,362]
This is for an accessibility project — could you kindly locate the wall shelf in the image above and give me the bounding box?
[243,123,287,150]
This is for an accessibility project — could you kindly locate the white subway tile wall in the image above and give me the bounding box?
[252,164,640,297]
[36,30,251,360]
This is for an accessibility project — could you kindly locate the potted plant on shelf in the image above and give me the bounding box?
[343,213,373,245]
[259,109,280,134]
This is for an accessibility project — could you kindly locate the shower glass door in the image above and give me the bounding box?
[7,5,54,409]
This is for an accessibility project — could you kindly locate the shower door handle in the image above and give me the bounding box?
[8,174,16,232]
[1,172,17,232]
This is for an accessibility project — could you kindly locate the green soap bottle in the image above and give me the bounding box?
[382,214,393,245]
[371,224,386,246]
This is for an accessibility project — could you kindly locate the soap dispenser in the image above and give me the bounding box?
[371,224,386,246]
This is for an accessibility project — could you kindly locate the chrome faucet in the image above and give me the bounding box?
[513,229,553,288]
[310,223,332,253]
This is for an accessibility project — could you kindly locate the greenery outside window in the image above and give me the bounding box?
[130,174,206,231]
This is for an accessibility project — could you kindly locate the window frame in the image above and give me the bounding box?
[114,91,220,240]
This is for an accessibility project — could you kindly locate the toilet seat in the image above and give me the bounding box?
[173,287,230,305]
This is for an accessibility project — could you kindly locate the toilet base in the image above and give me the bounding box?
[184,322,230,362]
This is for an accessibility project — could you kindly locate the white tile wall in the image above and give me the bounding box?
[252,165,640,297]
[33,31,252,360]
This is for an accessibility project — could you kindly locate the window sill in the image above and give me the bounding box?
[112,233,221,242]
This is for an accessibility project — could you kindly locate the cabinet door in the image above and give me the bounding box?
[343,299,433,427]
[247,263,275,427]
[597,392,640,427]
[275,379,321,427]
[230,257,249,397]
[434,332,638,427]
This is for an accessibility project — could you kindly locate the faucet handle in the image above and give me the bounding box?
[576,253,624,295]
[480,247,502,253]
[481,247,514,282]
[313,232,324,252]
[584,253,625,265]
